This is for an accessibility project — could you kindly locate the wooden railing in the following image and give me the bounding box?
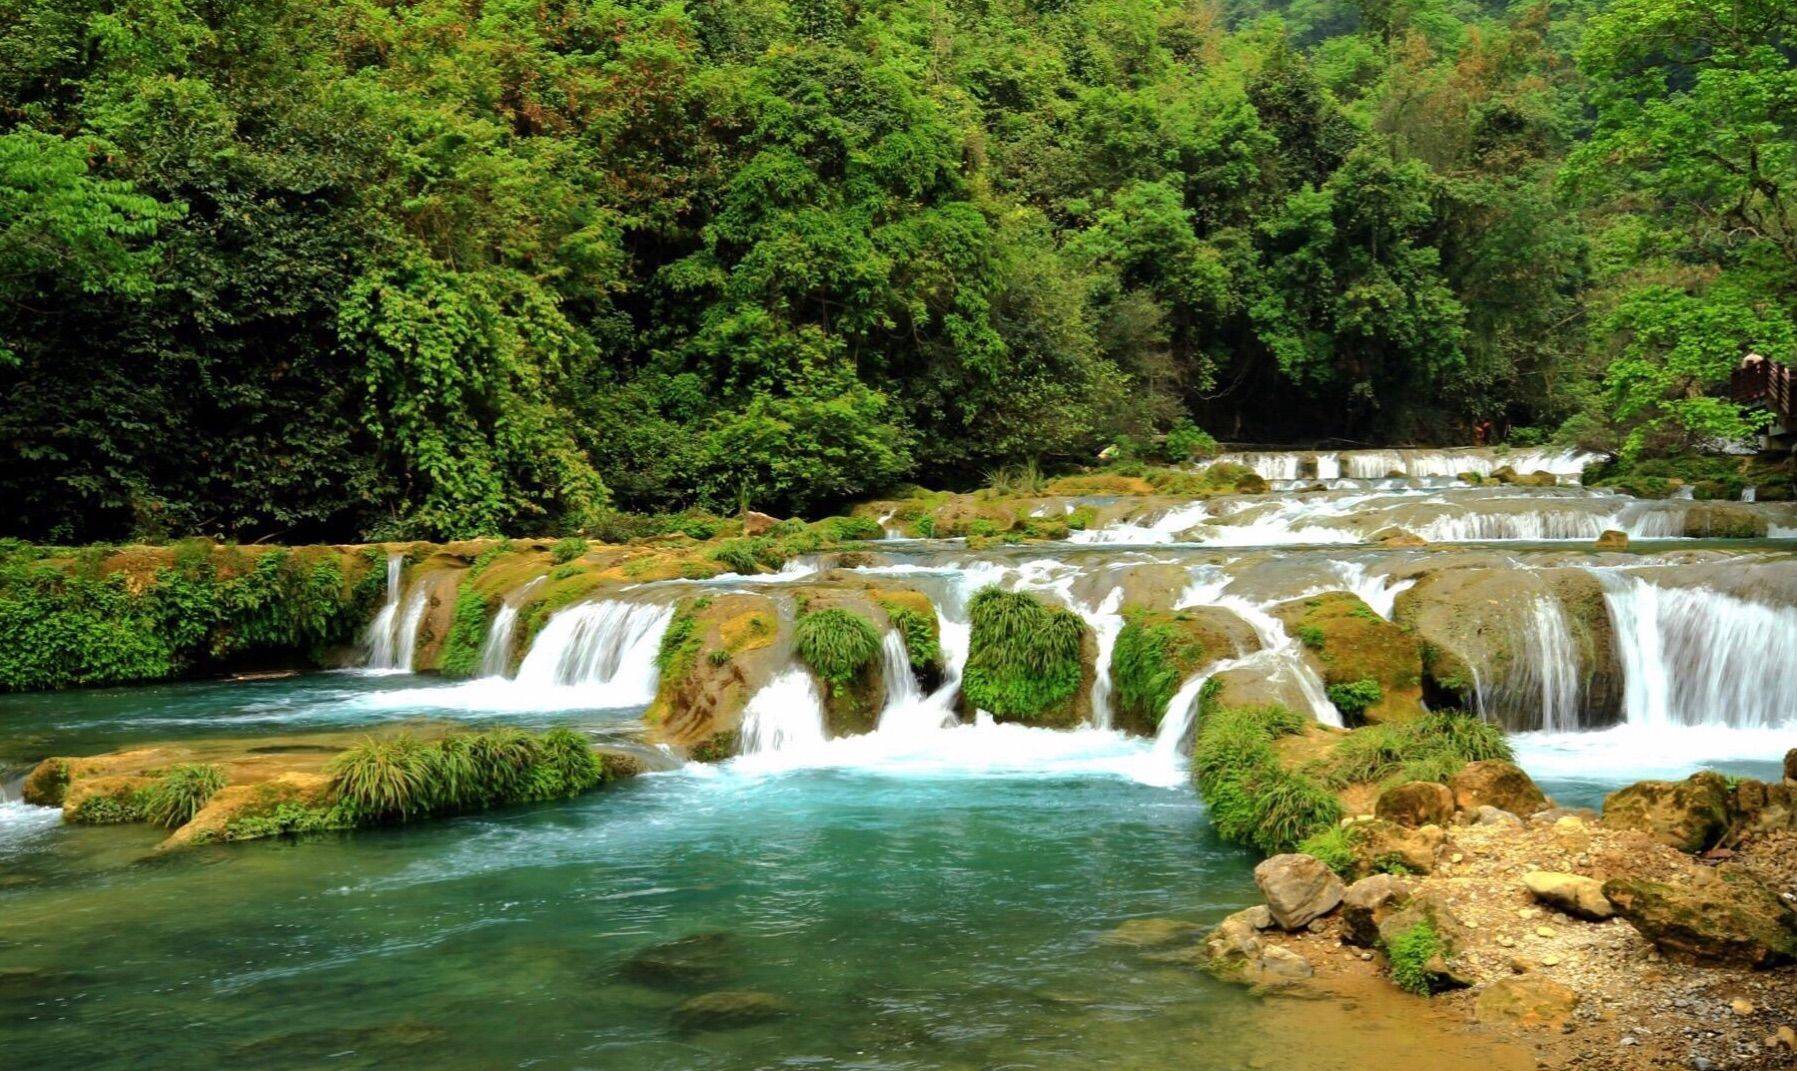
[1732,357,1796,430]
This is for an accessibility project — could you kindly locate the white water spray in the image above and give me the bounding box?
[511,600,673,704]
[476,576,545,678]
[739,669,829,755]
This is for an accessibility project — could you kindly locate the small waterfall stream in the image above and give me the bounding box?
[477,576,545,678]
[1474,595,1584,732]
[359,553,412,671]
[511,600,673,703]
[740,669,829,754]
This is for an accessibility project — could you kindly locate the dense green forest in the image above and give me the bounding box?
[1,0,1792,541]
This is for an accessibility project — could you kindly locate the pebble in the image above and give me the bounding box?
[1497,936,1515,948]
[1517,908,1537,920]
[1542,954,1561,967]
[1450,852,1464,863]
[1778,1025,1796,1050]
[1731,999,1755,1016]
[1535,926,1555,938]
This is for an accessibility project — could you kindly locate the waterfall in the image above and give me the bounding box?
[1475,595,1583,731]
[1597,572,1797,729]
[477,577,545,678]
[740,669,829,754]
[1082,588,1125,728]
[359,553,413,671]
[880,630,922,710]
[1177,572,1343,727]
[1314,453,1340,480]
[1742,486,1757,503]
[1069,500,1210,544]
[512,600,673,704]
[1320,561,1415,620]
[1150,673,1211,762]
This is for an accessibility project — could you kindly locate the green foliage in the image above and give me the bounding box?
[1297,826,1357,877]
[139,764,227,829]
[68,787,147,825]
[1383,918,1446,995]
[1327,712,1512,787]
[331,736,437,821]
[438,589,493,680]
[812,515,883,542]
[1325,678,1383,720]
[550,538,590,565]
[1192,705,1340,855]
[793,609,881,688]
[1111,615,1206,728]
[961,588,1085,721]
[1295,625,1326,650]
[883,604,942,675]
[328,728,610,826]
[656,600,706,683]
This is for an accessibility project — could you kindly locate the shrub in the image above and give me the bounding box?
[1296,826,1356,877]
[331,735,437,820]
[1160,419,1221,463]
[883,604,941,673]
[1326,711,1512,788]
[961,588,1085,720]
[525,727,606,800]
[794,608,881,687]
[69,787,147,825]
[812,515,883,542]
[1294,624,1325,650]
[656,600,705,683]
[550,537,589,565]
[438,588,493,678]
[1191,705,1341,855]
[709,537,786,575]
[1326,678,1383,720]
[140,763,227,828]
[1111,614,1206,728]
[1383,918,1445,995]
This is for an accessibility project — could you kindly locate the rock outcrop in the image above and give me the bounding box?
[1522,871,1614,921]
[1271,591,1425,724]
[1603,868,1797,967]
[1602,771,1733,853]
[1340,874,1409,947]
[1375,781,1456,828]
[1254,853,1345,930]
[1450,760,1548,817]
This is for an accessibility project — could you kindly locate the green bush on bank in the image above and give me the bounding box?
[1191,705,1342,856]
[0,544,378,692]
[961,588,1085,721]
[1325,711,1512,788]
[1111,612,1207,729]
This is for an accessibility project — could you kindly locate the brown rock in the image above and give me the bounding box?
[741,512,780,537]
[1522,871,1614,921]
[1593,529,1629,550]
[1450,760,1549,817]
[1603,868,1797,967]
[1243,945,1313,987]
[1475,975,1580,1027]
[670,990,793,1031]
[1375,781,1456,829]
[1341,874,1410,947]
[1602,771,1733,852]
[1253,854,1345,931]
[1347,818,1445,877]
[1785,748,1796,784]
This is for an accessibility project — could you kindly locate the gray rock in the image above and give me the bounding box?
[1474,805,1524,827]
[1341,873,1410,947]
[1254,853,1345,930]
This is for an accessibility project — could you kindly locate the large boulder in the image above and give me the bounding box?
[1450,760,1548,817]
[1344,818,1445,877]
[1201,908,1313,988]
[1253,853,1345,930]
[1271,592,1425,724]
[623,932,740,989]
[1602,771,1733,853]
[1341,874,1410,948]
[1475,976,1580,1028]
[1522,871,1614,921]
[1603,868,1797,967]
[1375,892,1475,991]
[1375,781,1456,828]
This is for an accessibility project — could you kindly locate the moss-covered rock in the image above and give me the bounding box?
[1602,771,1734,853]
[646,594,783,754]
[962,588,1089,727]
[1272,592,1423,724]
[1604,867,1797,967]
[1108,606,1238,735]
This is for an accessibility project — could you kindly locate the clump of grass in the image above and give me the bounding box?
[1191,704,1340,855]
[709,537,786,575]
[1111,612,1206,728]
[882,603,941,674]
[68,787,147,825]
[1326,711,1512,788]
[961,587,1085,721]
[986,460,1048,495]
[140,763,227,828]
[1296,825,1356,877]
[1325,678,1382,721]
[549,537,589,565]
[811,515,883,542]
[1294,624,1325,650]
[794,608,881,688]
[331,735,437,820]
[1382,918,1446,995]
[438,588,493,678]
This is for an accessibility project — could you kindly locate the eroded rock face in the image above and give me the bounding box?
[1254,853,1344,930]
[1522,871,1614,921]
[1603,869,1797,967]
[1375,781,1456,829]
[1593,529,1628,550]
[1346,818,1444,878]
[1271,591,1425,724]
[1785,748,1796,784]
[1450,760,1548,818]
[1602,771,1733,853]
[1475,975,1579,1027]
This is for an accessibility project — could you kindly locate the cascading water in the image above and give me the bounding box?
[1177,571,1343,727]
[1475,595,1583,732]
[739,669,829,754]
[1082,588,1126,729]
[476,576,545,678]
[1596,572,1797,730]
[511,599,673,704]
[1150,673,1212,762]
[359,553,415,671]
[1069,501,1210,544]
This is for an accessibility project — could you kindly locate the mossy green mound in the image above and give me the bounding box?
[962,588,1087,727]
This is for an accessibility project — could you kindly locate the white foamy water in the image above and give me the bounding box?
[477,576,545,678]
[1177,570,1343,727]
[1069,501,1210,544]
[1475,595,1583,732]
[1150,673,1212,764]
[1513,725,1795,785]
[359,553,420,673]
[738,669,830,757]
[0,799,62,853]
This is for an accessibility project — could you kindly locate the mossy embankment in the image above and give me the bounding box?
[1109,606,1253,735]
[1585,453,1795,502]
[22,725,643,849]
[962,588,1091,728]
[1272,592,1425,725]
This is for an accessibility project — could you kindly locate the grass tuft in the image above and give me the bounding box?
[140,763,227,828]
[961,587,1084,720]
[794,608,881,687]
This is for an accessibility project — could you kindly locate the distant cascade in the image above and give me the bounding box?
[477,576,545,678]
[512,600,672,704]
[1214,451,1301,481]
[1742,486,1757,503]
[1475,595,1583,731]
[1150,673,1212,761]
[740,669,829,754]
[1597,572,1797,729]
[1069,501,1209,544]
[1314,453,1341,480]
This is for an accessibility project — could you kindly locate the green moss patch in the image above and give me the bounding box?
[1110,608,1211,734]
[1273,592,1424,724]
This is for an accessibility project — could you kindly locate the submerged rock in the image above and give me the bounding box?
[670,990,794,1032]
[1522,871,1614,921]
[1593,529,1629,550]
[1099,918,1205,948]
[1375,781,1456,829]
[1475,975,1579,1027]
[1254,853,1344,930]
[1603,869,1797,967]
[623,932,740,989]
[1450,760,1548,818]
[1602,771,1733,853]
